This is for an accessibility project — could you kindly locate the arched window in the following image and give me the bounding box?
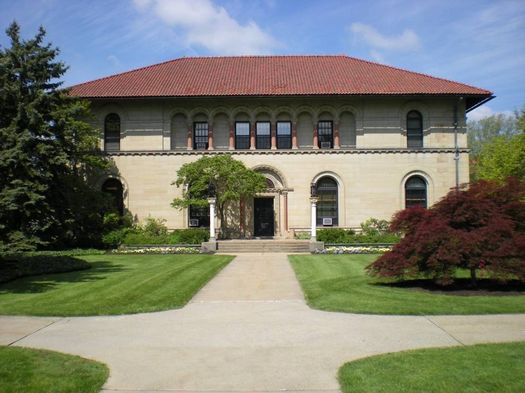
[405,176,427,208]
[406,110,423,148]
[316,177,338,226]
[266,178,275,189]
[104,113,120,151]
[102,178,124,215]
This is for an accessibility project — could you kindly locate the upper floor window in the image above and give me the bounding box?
[235,122,250,149]
[316,176,338,226]
[405,175,427,208]
[277,121,292,149]
[407,111,423,148]
[104,113,120,151]
[193,122,209,150]
[318,121,333,149]
[256,122,271,149]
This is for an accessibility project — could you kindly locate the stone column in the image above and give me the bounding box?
[312,121,319,149]
[334,121,340,149]
[292,121,298,149]
[271,122,277,150]
[283,191,288,233]
[229,122,235,150]
[187,123,193,150]
[207,123,214,151]
[310,196,318,240]
[208,197,216,241]
[250,122,256,150]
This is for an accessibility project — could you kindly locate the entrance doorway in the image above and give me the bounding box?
[254,197,274,237]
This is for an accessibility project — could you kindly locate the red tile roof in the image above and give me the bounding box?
[68,55,492,99]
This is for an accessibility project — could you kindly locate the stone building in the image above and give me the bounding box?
[70,55,493,238]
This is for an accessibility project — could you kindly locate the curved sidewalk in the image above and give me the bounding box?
[1,253,524,393]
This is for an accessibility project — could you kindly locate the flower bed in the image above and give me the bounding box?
[112,246,201,254]
[315,245,392,254]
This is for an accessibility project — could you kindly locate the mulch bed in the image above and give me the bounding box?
[379,278,525,296]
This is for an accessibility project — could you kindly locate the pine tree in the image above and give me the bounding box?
[0,22,107,251]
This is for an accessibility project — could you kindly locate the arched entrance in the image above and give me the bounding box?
[251,166,289,238]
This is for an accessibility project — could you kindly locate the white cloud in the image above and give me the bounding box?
[350,22,421,52]
[132,0,278,55]
[467,106,514,122]
[369,49,385,63]
[107,54,121,68]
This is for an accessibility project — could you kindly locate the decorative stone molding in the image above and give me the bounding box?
[104,148,469,156]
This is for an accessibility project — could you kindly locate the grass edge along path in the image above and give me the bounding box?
[288,254,525,315]
[0,254,234,316]
[0,346,109,393]
[338,341,525,393]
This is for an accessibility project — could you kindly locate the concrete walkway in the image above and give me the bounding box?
[1,253,525,393]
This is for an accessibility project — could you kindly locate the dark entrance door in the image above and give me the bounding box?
[254,198,274,237]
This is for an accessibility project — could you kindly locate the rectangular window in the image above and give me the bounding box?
[189,205,210,228]
[256,122,271,149]
[193,122,208,150]
[276,121,292,149]
[318,121,333,149]
[317,194,338,226]
[235,122,250,149]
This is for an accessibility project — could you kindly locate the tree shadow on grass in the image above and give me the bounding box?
[374,278,525,296]
[0,260,127,294]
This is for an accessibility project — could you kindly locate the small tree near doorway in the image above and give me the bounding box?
[171,155,267,238]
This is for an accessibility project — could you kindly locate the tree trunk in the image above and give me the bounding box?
[218,203,226,239]
[470,267,477,288]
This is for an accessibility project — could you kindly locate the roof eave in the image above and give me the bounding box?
[465,94,495,113]
[71,92,494,100]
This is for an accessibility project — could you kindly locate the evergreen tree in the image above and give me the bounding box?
[0,22,107,251]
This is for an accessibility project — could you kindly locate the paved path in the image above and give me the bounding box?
[1,253,525,393]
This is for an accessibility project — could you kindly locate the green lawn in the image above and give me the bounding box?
[289,254,525,314]
[338,342,525,393]
[0,346,108,393]
[0,254,233,316]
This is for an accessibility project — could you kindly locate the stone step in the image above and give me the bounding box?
[217,240,311,253]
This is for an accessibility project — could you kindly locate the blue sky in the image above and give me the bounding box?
[1,0,524,120]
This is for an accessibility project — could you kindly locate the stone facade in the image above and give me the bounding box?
[92,96,469,238]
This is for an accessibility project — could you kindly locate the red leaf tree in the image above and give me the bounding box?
[367,177,525,286]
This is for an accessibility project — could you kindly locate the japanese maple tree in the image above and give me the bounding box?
[367,177,525,286]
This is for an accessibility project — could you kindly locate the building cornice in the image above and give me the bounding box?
[104,148,469,156]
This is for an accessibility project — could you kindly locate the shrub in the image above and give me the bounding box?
[101,211,135,248]
[350,232,401,244]
[141,217,168,236]
[317,224,400,244]
[317,228,355,243]
[172,228,209,244]
[367,177,525,286]
[102,228,132,248]
[360,218,391,236]
[109,227,209,246]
